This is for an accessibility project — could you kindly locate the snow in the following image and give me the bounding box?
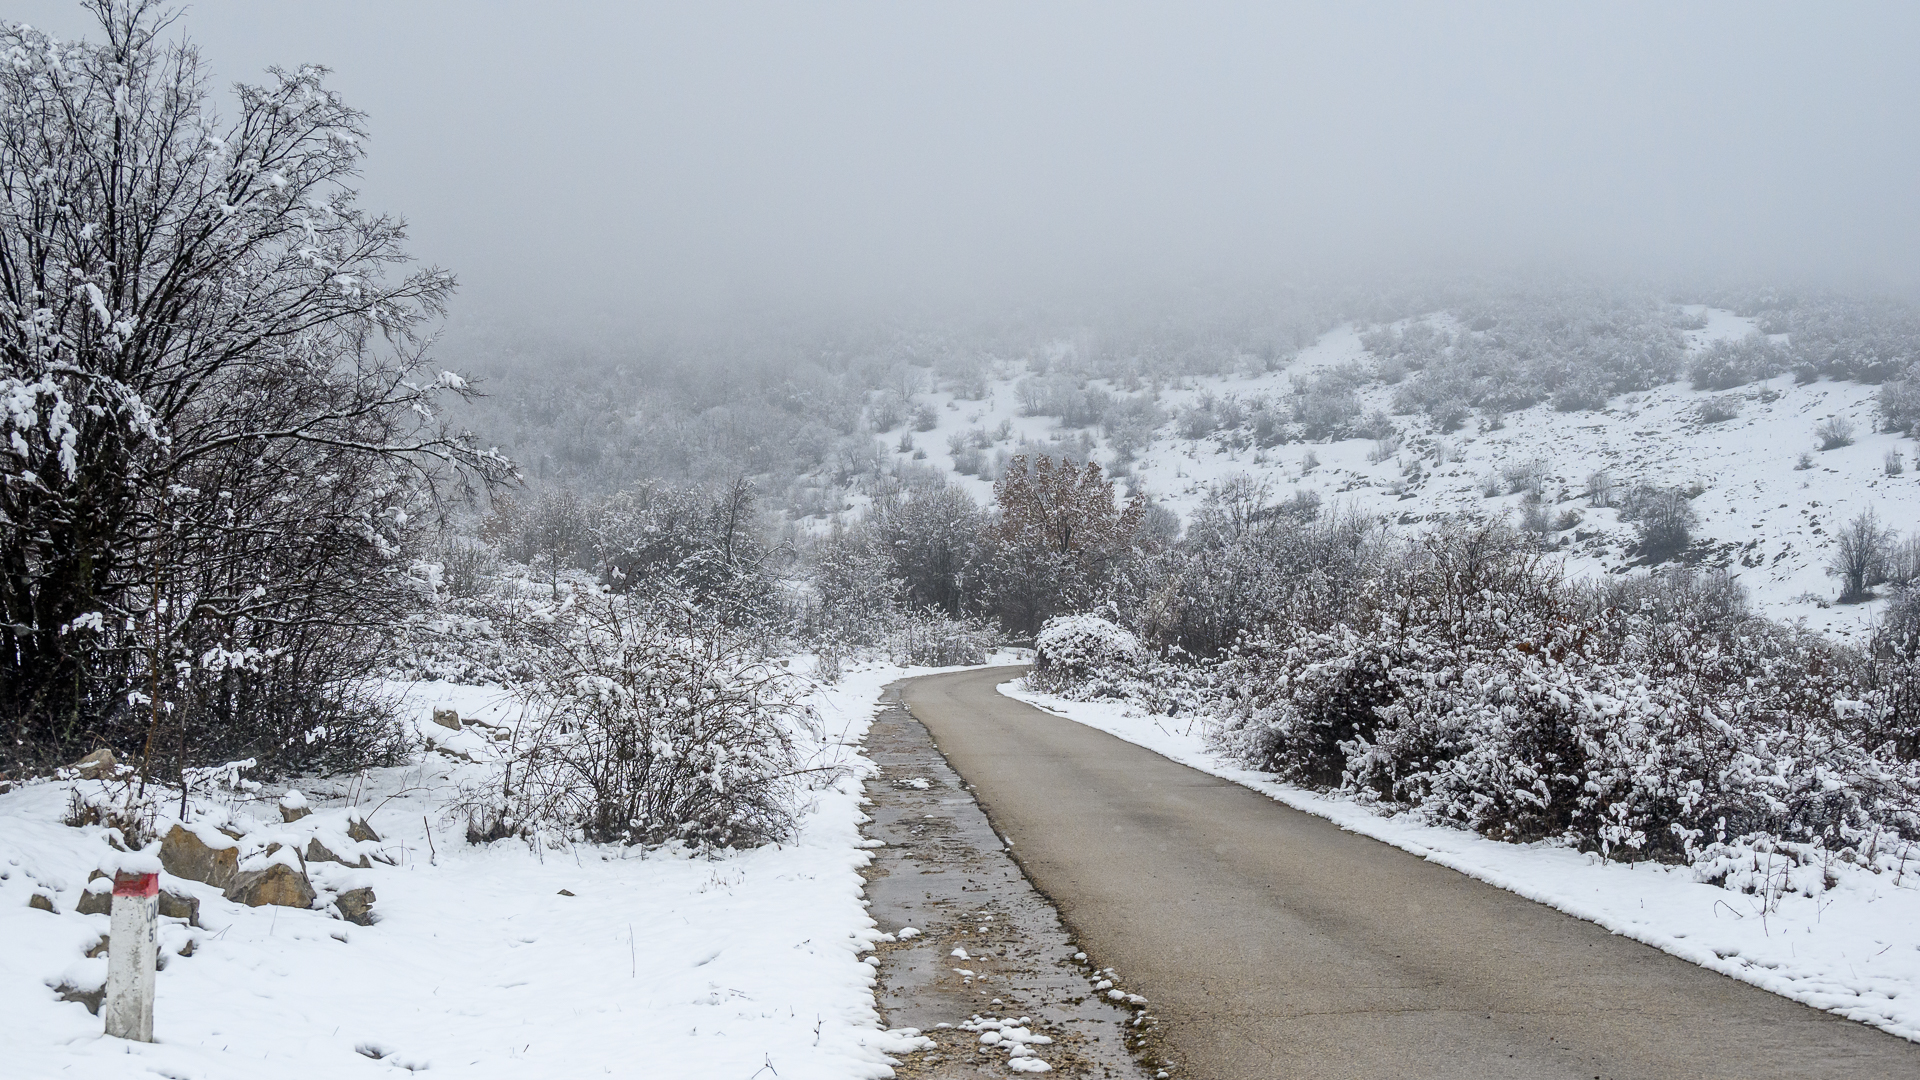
[1001,678,1920,1044]
[1033,614,1142,675]
[0,660,1006,1078]
[858,309,1920,642]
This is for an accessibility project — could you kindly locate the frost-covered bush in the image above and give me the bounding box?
[883,609,998,667]
[1292,367,1366,441]
[869,390,908,432]
[1017,375,1114,428]
[1865,589,1920,761]
[1207,533,1920,863]
[1502,458,1547,496]
[1584,469,1613,507]
[1102,395,1165,461]
[1039,518,1920,873]
[1031,615,1144,695]
[1617,484,1696,558]
[1123,483,1378,659]
[1817,416,1856,450]
[595,479,784,634]
[1583,565,1749,631]
[1695,395,1741,423]
[1735,292,1920,385]
[1210,522,1564,787]
[1688,334,1787,390]
[1829,509,1895,602]
[1382,289,1684,422]
[469,599,820,849]
[1883,537,1920,590]
[1878,367,1920,436]
[1549,372,1613,412]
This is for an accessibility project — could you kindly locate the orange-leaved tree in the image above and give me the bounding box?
[986,455,1147,635]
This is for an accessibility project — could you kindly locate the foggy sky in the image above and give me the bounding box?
[9,2,1920,324]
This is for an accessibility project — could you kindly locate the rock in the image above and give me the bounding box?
[346,815,380,844]
[557,889,575,897]
[279,790,312,823]
[28,892,54,912]
[76,869,197,924]
[305,837,370,869]
[334,886,376,926]
[158,887,200,927]
[70,748,117,780]
[85,934,109,958]
[55,980,104,1015]
[178,938,196,957]
[224,863,317,909]
[430,707,462,731]
[160,823,239,889]
[75,872,112,916]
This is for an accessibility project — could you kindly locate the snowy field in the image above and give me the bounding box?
[864,306,1916,642]
[0,662,981,1079]
[1002,678,1920,1044]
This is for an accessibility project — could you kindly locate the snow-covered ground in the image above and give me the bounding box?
[0,661,993,1079]
[1002,678,1920,1044]
[862,306,1917,642]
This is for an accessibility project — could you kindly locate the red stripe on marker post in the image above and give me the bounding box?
[112,871,159,897]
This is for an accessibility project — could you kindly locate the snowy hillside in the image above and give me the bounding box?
[857,305,1917,641]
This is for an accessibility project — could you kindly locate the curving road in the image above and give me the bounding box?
[900,666,1920,1080]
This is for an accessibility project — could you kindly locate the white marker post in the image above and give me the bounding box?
[104,870,158,1042]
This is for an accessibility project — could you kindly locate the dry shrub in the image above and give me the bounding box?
[468,599,827,850]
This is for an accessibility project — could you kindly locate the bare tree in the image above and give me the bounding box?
[1622,487,1696,560]
[0,2,509,771]
[986,454,1146,635]
[1830,509,1896,602]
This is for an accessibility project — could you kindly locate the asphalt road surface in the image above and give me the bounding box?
[900,666,1920,1080]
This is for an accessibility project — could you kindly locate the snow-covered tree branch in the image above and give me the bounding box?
[0,1,512,775]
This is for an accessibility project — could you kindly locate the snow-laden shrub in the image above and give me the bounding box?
[1695,395,1742,423]
[1201,538,1920,864]
[884,609,997,668]
[1124,487,1375,660]
[466,598,822,850]
[389,567,603,687]
[1385,289,1684,422]
[1617,484,1696,558]
[1817,416,1856,450]
[1210,625,1402,788]
[1037,519,1920,874]
[595,479,784,634]
[1878,368,1920,436]
[1293,382,1362,441]
[1031,615,1144,696]
[1688,334,1787,390]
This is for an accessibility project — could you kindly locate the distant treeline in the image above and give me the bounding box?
[452,282,1920,524]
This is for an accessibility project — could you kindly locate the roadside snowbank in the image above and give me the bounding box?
[0,662,954,1079]
[1002,679,1920,1044]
